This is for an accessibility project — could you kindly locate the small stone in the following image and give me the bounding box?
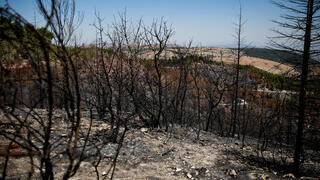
[102,171,107,176]
[141,128,148,133]
[229,169,237,177]
[245,146,252,151]
[175,168,182,172]
[195,170,199,176]
[104,154,113,158]
[247,172,258,179]
[187,173,192,179]
[260,174,270,180]
[140,163,147,167]
[283,173,295,178]
[3,106,10,112]
[300,177,317,180]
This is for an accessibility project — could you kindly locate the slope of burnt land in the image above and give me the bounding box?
[1,109,319,179]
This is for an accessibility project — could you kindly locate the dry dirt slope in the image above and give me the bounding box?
[65,125,319,180]
[104,127,319,180]
[1,110,320,180]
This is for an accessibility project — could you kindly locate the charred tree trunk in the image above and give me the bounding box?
[293,0,313,174]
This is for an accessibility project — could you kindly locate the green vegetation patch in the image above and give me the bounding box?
[245,48,300,66]
[240,64,320,93]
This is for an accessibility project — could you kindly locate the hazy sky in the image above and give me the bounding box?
[5,0,283,47]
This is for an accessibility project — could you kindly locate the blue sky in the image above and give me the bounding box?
[5,0,283,47]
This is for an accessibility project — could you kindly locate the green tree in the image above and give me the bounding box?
[0,16,54,59]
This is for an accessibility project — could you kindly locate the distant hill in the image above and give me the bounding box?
[244,48,320,75]
[244,48,301,66]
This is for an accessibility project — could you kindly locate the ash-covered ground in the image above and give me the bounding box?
[1,109,319,179]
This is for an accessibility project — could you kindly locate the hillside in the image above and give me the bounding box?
[138,47,320,76]
[139,47,298,75]
[244,48,299,66]
[1,1,320,178]
[245,48,320,76]
[1,109,319,179]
